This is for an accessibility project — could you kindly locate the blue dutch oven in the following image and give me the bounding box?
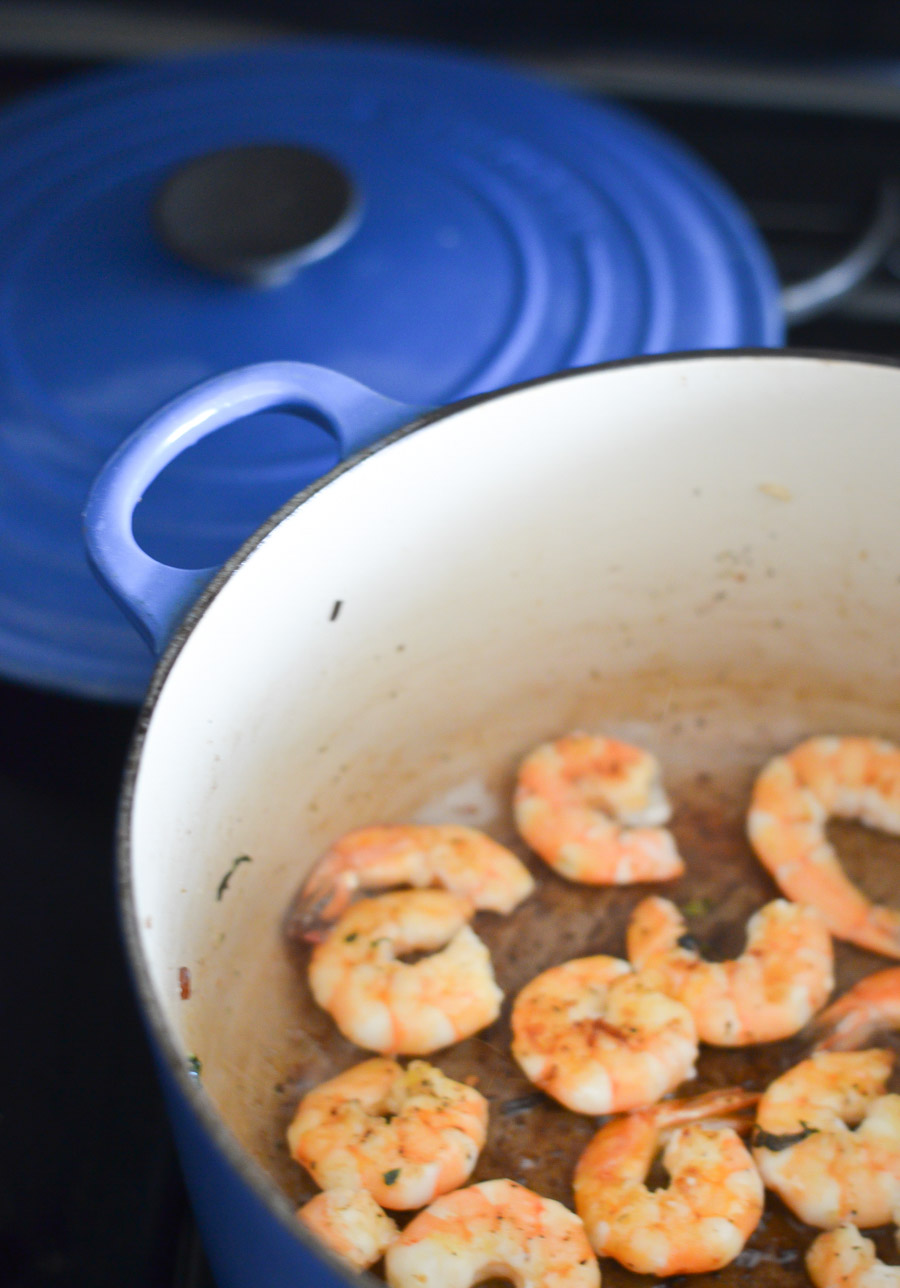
[83,347,900,1287]
[0,38,785,702]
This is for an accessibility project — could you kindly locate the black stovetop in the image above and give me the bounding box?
[6,33,900,1288]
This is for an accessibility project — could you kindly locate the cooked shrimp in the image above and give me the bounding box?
[287,1057,488,1210]
[297,1188,399,1270]
[747,735,900,957]
[573,1086,763,1275]
[807,1215,900,1288]
[513,732,684,884]
[626,895,834,1045]
[753,1049,900,1228]
[384,1178,600,1288]
[510,954,698,1114]
[308,889,503,1054]
[292,824,535,933]
[812,967,900,1052]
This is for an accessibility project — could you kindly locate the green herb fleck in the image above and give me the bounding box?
[344,932,358,943]
[682,897,711,918]
[216,854,252,901]
[383,1168,401,1186]
[187,1054,203,1078]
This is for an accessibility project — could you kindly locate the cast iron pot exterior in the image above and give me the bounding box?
[93,350,900,1287]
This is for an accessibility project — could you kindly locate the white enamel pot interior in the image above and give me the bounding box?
[122,349,900,1283]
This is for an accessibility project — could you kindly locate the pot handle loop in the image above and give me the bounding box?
[83,361,417,656]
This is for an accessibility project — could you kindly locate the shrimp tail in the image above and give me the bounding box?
[853,907,900,960]
[653,1085,760,1134]
[809,967,900,1052]
[285,871,356,942]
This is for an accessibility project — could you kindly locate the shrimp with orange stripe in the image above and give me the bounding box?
[573,1086,763,1275]
[288,1057,488,1210]
[806,1208,900,1288]
[513,732,685,884]
[627,894,834,1045]
[510,953,698,1114]
[752,1048,900,1228]
[384,1179,600,1288]
[292,823,534,936]
[297,1188,399,1270]
[308,888,502,1054]
[747,734,900,957]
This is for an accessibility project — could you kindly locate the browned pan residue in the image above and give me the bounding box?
[270,727,900,1287]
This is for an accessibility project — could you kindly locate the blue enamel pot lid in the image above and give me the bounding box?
[0,39,783,704]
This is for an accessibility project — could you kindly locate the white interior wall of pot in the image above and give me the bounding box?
[127,351,900,1161]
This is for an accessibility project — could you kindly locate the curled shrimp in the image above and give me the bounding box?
[752,1049,900,1228]
[573,1086,763,1275]
[626,895,834,1045]
[811,967,900,1052]
[308,889,503,1054]
[747,735,900,957]
[287,1057,488,1210]
[807,1213,900,1288]
[384,1178,600,1288]
[513,733,685,884]
[297,1188,399,1270]
[510,954,698,1114]
[292,824,535,934]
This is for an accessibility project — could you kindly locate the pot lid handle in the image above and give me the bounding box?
[154,144,361,286]
[83,361,418,655]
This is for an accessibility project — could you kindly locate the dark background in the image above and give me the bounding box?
[21,0,900,57]
[6,3,900,1287]
[11,1,900,60]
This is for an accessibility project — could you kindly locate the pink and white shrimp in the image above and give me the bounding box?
[627,895,834,1045]
[288,1057,488,1210]
[807,1212,900,1288]
[292,823,534,935]
[297,1188,399,1270]
[308,890,503,1054]
[513,733,684,884]
[384,1179,600,1288]
[752,1049,900,1228]
[748,735,900,957]
[510,953,698,1114]
[574,1086,763,1275]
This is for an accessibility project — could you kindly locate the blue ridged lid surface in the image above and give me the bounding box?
[0,40,783,701]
